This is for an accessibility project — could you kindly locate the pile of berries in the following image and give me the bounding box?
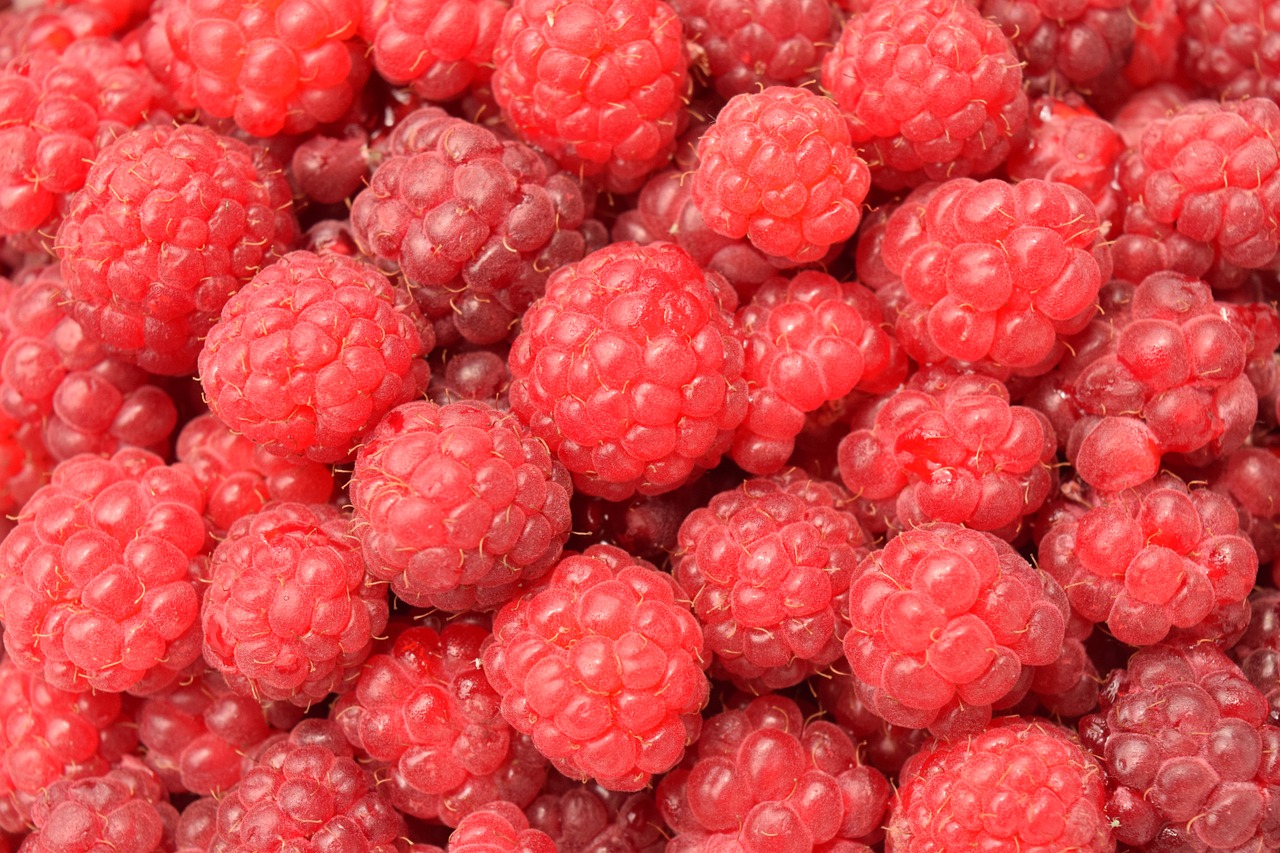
[2,0,1280,850]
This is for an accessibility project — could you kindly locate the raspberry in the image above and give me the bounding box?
[1178,0,1280,101]
[673,470,868,691]
[526,773,665,852]
[874,177,1110,372]
[1205,446,1280,565]
[22,757,177,853]
[361,0,508,102]
[55,123,298,377]
[174,413,335,536]
[0,657,138,832]
[845,523,1069,735]
[1023,611,1102,719]
[1232,589,1280,727]
[820,0,1029,190]
[812,671,931,778]
[1122,0,1185,89]
[491,0,690,194]
[482,544,710,791]
[144,0,370,137]
[176,796,218,853]
[888,716,1113,851]
[0,448,208,695]
[509,241,748,500]
[438,800,557,853]
[350,399,572,612]
[289,129,370,206]
[426,347,512,408]
[200,502,389,707]
[351,108,600,348]
[657,694,890,852]
[198,250,431,465]
[211,719,407,853]
[1079,644,1280,850]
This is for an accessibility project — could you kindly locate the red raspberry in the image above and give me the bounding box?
[350,399,572,612]
[491,0,690,194]
[361,0,508,102]
[1122,0,1185,89]
[55,123,298,377]
[352,107,601,348]
[0,0,149,60]
[334,619,548,826]
[1022,611,1102,719]
[1079,644,1280,850]
[482,544,710,791]
[426,347,512,408]
[657,694,890,852]
[22,757,177,853]
[1112,81,1193,149]
[691,87,870,264]
[812,671,930,777]
[0,449,208,695]
[526,773,665,852]
[0,414,45,523]
[198,250,430,464]
[820,0,1029,190]
[144,0,369,137]
[874,177,1110,372]
[200,502,389,707]
[889,716,1113,851]
[211,719,407,853]
[1178,0,1280,101]
[1206,446,1280,565]
[1232,588,1280,726]
[433,801,557,853]
[289,129,371,206]
[509,241,748,501]
[845,523,1069,735]
[673,470,868,691]
[176,796,218,853]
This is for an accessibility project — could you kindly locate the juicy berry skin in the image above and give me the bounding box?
[22,757,177,853]
[888,716,1114,852]
[1080,644,1280,851]
[482,544,711,792]
[658,694,890,852]
[198,250,431,464]
[526,773,665,852]
[360,0,508,102]
[509,241,748,501]
[691,86,871,264]
[0,448,208,695]
[820,0,1029,190]
[491,0,690,194]
[201,502,389,708]
[350,399,573,612]
[55,123,298,377]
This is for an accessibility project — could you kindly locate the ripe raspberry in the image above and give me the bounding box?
[509,241,748,501]
[144,0,370,137]
[198,250,431,465]
[351,107,600,348]
[289,129,370,206]
[526,773,665,852]
[55,123,298,377]
[176,796,218,853]
[673,470,868,691]
[820,0,1029,190]
[334,618,548,826]
[491,0,690,194]
[658,694,890,852]
[22,757,177,853]
[845,523,1069,735]
[201,502,389,707]
[426,347,512,408]
[1023,611,1102,719]
[1178,0,1280,101]
[1122,0,1184,89]
[361,0,508,102]
[812,671,930,777]
[0,448,208,695]
[888,716,1113,851]
[440,801,557,853]
[211,719,407,853]
[1079,644,1280,850]
[350,399,572,612]
[874,177,1110,372]
[1232,588,1280,726]
[1205,446,1280,565]
[482,544,710,791]
[691,87,870,264]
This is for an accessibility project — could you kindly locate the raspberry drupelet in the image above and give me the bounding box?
[482,544,711,791]
[198,250,431,465]
[526,773,665,852]
[508,241,748,501]
[200,502,390,708]
[812,670,931,778]
[691,86,871,264]
[55,123,298,377]
[426,800,557,853]
[1205,446,1280,565]
[21,757,177,853]
[491,0,691,194]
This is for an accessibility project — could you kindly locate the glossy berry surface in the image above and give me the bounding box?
[22,757,176,853]
[360,0,508,102]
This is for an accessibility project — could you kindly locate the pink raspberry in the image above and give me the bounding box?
[491,0,690,194]
[1233,588,1280,725]
[889,716,1113,851]
[657,694,890,852]
[334,619,548,826]
[198,250,430,464]
[55,123,298,377]
[361,0,508,102]
[812,671,930,777]
[820,0,1029,190]
[691,87,870,264]
[673,470,868,691]
[143,0,370,137]
[526,774,665,852]
[200,502,389,707]
[1178,0,1280,101]
[0,448,208,695]
[482,544,710,791]
[845,523,1069,735]
[436,801,557,853]
[1079,644,1280,850]
[509,241,748,500]
[350,399,572,612]
[211,719,407,853]
[22,757,177,853]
